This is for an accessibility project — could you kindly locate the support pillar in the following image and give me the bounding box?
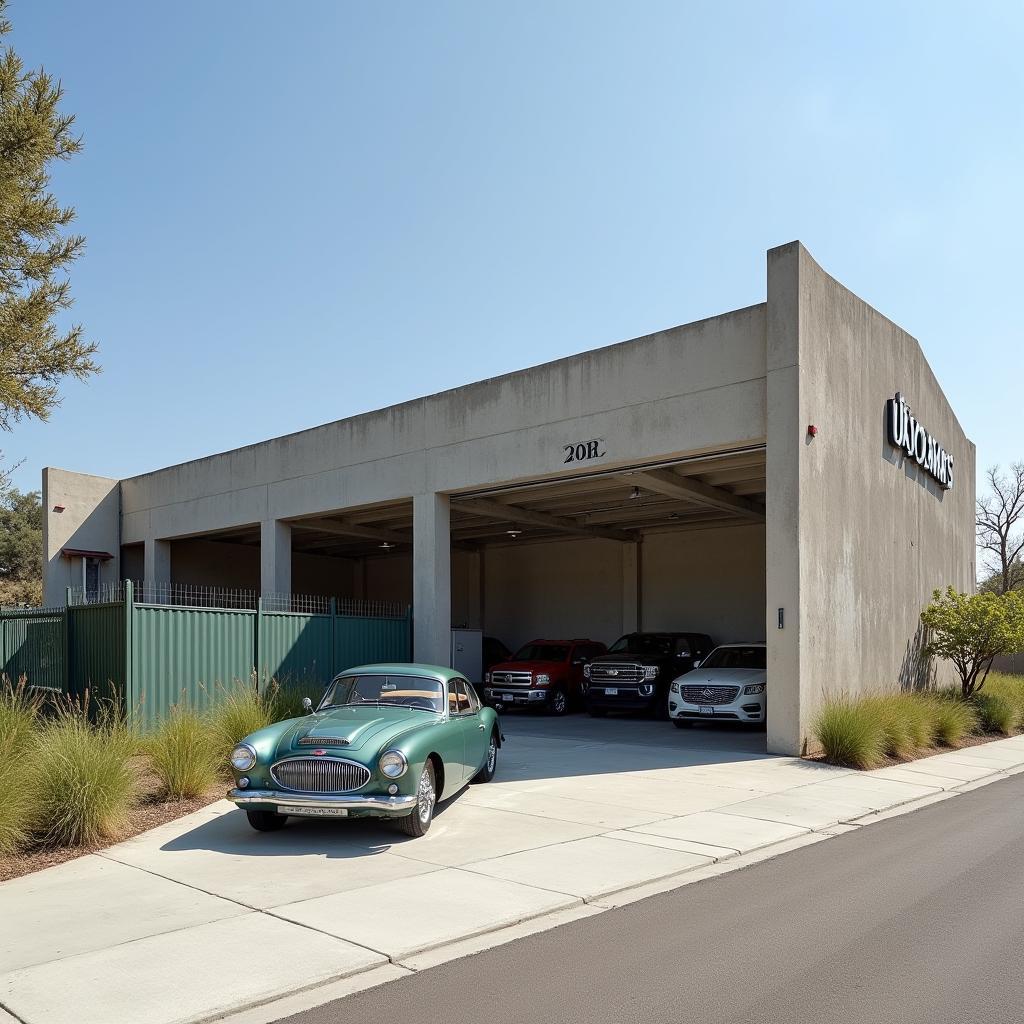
[413,492,451,666]
[622,541,641,633]
[143,538,171,585]
[261,519,292,597]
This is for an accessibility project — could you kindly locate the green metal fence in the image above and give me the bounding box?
[0,582,412,727]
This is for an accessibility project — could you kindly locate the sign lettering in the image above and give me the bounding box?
[563,439,606,465]
[886,392,954,490]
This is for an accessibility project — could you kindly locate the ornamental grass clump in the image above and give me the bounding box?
[31,695,137,848]
[927,694,978,747]
[0,677,43,854]
[982,672,1024,731]
[861,695,916,760]
[145,705,221,800]
[970,691,1016,736]
[265,679,311,723]
[207,678,274,756]
[813,699,887,770]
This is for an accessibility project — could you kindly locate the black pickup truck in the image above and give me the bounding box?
[583,632,714,719]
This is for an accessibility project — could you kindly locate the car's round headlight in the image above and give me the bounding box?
[230,744,257,772]
[379,750,408,779]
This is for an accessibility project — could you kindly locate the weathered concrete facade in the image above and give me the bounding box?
[42,243,975,755]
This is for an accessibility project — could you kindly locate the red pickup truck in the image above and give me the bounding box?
[483,638,607,715]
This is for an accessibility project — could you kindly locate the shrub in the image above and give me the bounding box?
[971,691,1016,736]
[265,679,312,723]
[207,679,273,755]
[32,697,136,847]
[0,678,43,854]
[927,695,978,747]
[813,699,887,769]
[145,706,220,800]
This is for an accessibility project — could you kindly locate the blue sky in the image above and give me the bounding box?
[4,1,1022,493]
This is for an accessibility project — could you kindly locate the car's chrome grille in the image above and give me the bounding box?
[680,685,741,705]
[271,757,370,793]
[589,662,645,683]
[491,671,532,685]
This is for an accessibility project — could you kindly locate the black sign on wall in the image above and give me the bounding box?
[886,391,954,490]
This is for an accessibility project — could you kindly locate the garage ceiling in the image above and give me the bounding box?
[242,447,768,559]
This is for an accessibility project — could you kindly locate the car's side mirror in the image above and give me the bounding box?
[693,660,701,669]
[302,697,313,713]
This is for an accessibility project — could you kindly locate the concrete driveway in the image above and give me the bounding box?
[5,717,1022,1024]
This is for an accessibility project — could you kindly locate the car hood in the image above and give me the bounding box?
[269,707,435,761]
[679,667,766,686]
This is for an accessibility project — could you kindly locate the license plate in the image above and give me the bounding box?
[279,805,348,817]
[502,694,515,702]
[699,706,715,716]
[605,687,618,696]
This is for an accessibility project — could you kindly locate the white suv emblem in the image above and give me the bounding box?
[701,688,713,699]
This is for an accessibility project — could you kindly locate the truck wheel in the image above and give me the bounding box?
[399,761,436,837]
[245,809,287,832]
[549,688,569,716]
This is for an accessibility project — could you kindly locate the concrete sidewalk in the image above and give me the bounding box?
[3,720,1024,1024]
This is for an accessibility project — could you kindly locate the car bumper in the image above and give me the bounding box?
[484,687,550,706]
[227,789,418,817]
[669,695,765,723]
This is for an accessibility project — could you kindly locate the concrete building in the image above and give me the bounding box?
[42,242,976,755]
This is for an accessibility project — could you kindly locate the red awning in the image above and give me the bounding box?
[60,548,114,560]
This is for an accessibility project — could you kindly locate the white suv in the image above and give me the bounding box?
[668,643,767,727]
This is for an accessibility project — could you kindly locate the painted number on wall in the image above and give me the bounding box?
[563,439,606,464]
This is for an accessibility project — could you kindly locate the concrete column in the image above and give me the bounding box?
[261,519,292,596]
[413,492,451,666]
[144,537,171,584]
[622,541,641,633]
[765,242,803,756]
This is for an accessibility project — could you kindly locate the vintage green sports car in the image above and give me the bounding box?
[227,664,501,837]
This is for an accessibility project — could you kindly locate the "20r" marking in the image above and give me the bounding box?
[563,439,606,464]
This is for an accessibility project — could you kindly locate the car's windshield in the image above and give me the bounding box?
[607,634,677,656]
[512,643,570,662]
[701,646,766,670]
[319,674,445,713]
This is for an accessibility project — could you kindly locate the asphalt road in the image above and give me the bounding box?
[284,773,1024,1024]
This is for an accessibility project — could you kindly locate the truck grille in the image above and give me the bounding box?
[680,685,740,705]
[271,757,370,793]
[490,671,532,686]
[589,662,645,684]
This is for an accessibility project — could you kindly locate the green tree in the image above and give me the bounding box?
[0,483,41,605]
[921,587,1024,697]
[0,0,98,431]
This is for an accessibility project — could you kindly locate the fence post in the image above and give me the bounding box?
[329,597,337,678]
[124,580,134,717]
[254,596,263,693]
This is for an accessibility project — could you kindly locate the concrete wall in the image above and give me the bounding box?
[766,243,976,755]
[481,527,765,653]
[642,525,766,643]
[41,468,120,606]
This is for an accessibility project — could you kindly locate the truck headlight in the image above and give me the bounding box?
[583,663,591,678]
[230,744,257,772]
[379,750,408,778]
[743,683,766,695]
[535,673,550,684]
[485,672,491,683]
[644,665,659,680]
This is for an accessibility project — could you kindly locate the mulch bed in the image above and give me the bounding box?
[0,765,225,884]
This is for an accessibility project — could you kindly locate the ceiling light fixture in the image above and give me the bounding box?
[379,541,395,551]
[506,529,522,538]
[629,486,641,500]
